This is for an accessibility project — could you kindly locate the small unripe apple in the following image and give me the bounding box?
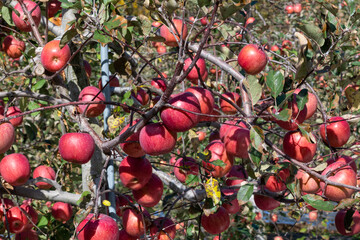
[2,36,25,59]
[12,0,41,32]
[58,132,95,164]
[51,202,73,223]
[0,153,30,186]
[238,44,267,75]
[41,40,71,72]
[78,86,106,118]
[33,165,56,189]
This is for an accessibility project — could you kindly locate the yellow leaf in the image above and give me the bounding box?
[205,178,221,205]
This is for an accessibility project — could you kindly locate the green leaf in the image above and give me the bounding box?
[297,23,325,47]
[347,0,356,16]
[60,28,78,48]
[302,194,335,211]
[250,126,264,152]
[37,215,48,227]
[317,0,338,16]
[93,30,113,46]
[265,70,284,98]
[237,184,253,205]
[295,89,308,111]
[244,76,262,105]
[220,3,241,19]
[334,198,360,211]
[185,174,200,185]
[1,6,14,26]
[198,0,211,7]
[249,147,262,166]
[76,191,91,206]
[210,159,226,168]
[103,16,122,31]
[28,102,40,117]
[272,108,291,121]
[32,79,47,91]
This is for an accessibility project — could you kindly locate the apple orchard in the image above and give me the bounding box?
[0,0,360,239]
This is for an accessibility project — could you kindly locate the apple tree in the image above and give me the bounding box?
[0,0,360,239]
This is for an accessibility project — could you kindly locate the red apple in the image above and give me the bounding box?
[285,5,294,14]
[174,157,199,183]
[223,123,250,159]
[200,17,208,26]
[225,165,248,188]
[83,60,91,79]
[320,116,350,148]
[335,209,360,236]
[98,75,120,89]
[320,161,357,201]
[238,44,267,75]
[20,204,38,229]
[48,0,61,18]
[255,212,262,221]
[309,211,317,222]
[58,132,95,164]
[4,206,29,233]
[219,120,246,140]
[293,3,302,13]
[270,45,280,52]
[15,229,38,240]
[203,140,234,178]
[160,92,201,132]
[245,17,255,27]
[196,131,206,141]
[139,122,177,156]
[274,236,283,240]
[150,217,176,240]
[41,40,71,72]
[151,78,167,92]
[2,35,25,59]
[152,21,161,27]
[119,156,152,190]
[159,19,188,47]
[183,57,207,84]
[51,202,73,223]
[0,100,4,115]
[253,194,280,211]
[281,40,292,50]
[156,45,167,54]
[222,189,241,214]
[201,206,230,235]
[295,169,320,194]
[131,88,149,106]
[327,155,356,172]
[283,131,317,163]
[132,173,164,208]
[122,208,146,238]
[220,92,242,115]
[0,153,30,186]
[265,169,290,193]
[33,165,56,189]
[294,89,317,120]
[0,116,15,153]
[6,106,23,127]
[185,87,214,121]
[119,120,145,158]
[271,213,278,222]
[78,86,106,117]
[76,213,119,240]
[0,198,14,217]
[115,194,132,217]
[273,97,307,130]
[188,17,195,23]
[12,0,41,32]
[118,229,137,240]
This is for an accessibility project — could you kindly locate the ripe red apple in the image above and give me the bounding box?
[222,189,241,214]
[273,97,307,130]
[115,194,132,217]
[335,209,360,236]
[327,155,356,172]
[285,5,294,14]
[119,120,145,158]
[309,211,317,222]
[281,40,292,50]
[4,206,29,233]
[283,131,317,163]
[274,236,283,240]
[203,140,234,178]
[183,57,207,84]
[151,78,167,92]
[293,3,302,13]
[118,229,137,240]
[188,16,195,23]
[201,206,230,235]
[150,217,176,240]
[238,44,267,75]
[152,21,161,27]
[159,19,188,47]
[223,123,250,159]
[122,208,146,238]
[98,75,120,89]
[156,45,167,54]
[320,161,357,201]
[320,116,350,148]
[174,157,199,183]
[225,165,248,188]
[76,213,119,240]
[51,202,73,223]
[0,198,14,217]
[253,194,280,211]
[295,169,320,194]
[139,122,177,156]
[265,169,290,192]
[294,89,317,120]
[200,17,208,26]
[196,131,206,141]
[15,229,38,240]
[132,173,164,208]
[271,213,278,222]
[160,92,201,132]
[119,156,152,190]
[48,0,61,18]
[6,106,23,127]
[270,45,280,52]
[245,17,255,27]
[78,86,106,117]
[58,132,95,164]
[2,35,25,59]
[41,40,71,72]
[131,88,150,105]
[255,212,262,221]
[33,165,56,189]
[20,204,38,229]
[185,87,214,121]
[219,120,246,140]
[0,153,30,186]
[220,92,242,115]
[0,116,16,154]
[12,0,41,32]
[83,60,91,79]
